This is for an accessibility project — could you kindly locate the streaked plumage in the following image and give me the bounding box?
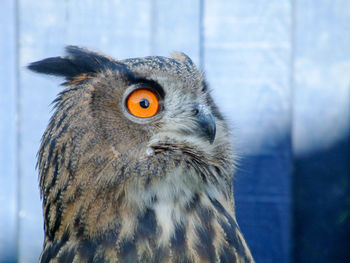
[28,46,254,263]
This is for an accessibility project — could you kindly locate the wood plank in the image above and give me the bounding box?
[293,0,350,262]
[18,2,66,261]
[204,1,293,262]
[18,0,152,261]
[63,0,152,59]
[150,0,201,65]
[0,0,18,262]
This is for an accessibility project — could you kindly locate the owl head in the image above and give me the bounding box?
[28,46,235,245]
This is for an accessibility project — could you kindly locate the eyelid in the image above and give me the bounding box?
[134,79,165,99]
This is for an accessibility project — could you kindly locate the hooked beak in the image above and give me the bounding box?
[195,106,216,144]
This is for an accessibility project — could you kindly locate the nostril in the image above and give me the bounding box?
[193,108,200,116]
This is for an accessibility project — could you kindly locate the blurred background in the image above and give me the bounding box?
[0,0,349,262]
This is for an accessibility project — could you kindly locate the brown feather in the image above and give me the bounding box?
[29,46,254,263]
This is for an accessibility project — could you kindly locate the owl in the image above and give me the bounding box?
[28,46,254,263]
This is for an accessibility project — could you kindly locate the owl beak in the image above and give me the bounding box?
[196,106,216,144]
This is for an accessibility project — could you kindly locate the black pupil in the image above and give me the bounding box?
[139,99,150,109]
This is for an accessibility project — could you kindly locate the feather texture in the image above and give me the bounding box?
[29,46,254,263]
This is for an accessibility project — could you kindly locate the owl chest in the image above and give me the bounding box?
[128,196,215,262]
[42,185,246,263]
[125,192,245,263]
[121,171,225,262]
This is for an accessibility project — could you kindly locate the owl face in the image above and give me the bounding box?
[82,53,225,163]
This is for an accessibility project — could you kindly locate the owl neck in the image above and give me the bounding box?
[43,155,231,238]
[41,152,252,262]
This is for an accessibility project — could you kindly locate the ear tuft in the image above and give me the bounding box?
[27,46,118,80]
[170,52,194,65]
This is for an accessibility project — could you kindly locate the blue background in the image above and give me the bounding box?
[1,0,349,262]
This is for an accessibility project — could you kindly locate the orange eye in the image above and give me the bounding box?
[126,89,159,118]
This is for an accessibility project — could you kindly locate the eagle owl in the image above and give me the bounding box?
[28,46,254,263]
